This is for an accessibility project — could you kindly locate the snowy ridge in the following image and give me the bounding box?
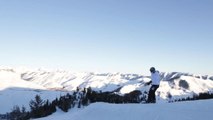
[36,100,213,120]
[0,67,213,114]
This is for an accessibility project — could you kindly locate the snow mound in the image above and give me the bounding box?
[37,99,213,120]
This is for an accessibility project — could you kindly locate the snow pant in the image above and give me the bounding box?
[147,85,159,103]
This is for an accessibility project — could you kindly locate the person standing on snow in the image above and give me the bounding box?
[146,67,161,103]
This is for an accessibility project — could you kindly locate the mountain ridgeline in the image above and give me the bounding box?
[1,68,213,96]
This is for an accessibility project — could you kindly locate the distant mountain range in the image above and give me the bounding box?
[0,67,213,114]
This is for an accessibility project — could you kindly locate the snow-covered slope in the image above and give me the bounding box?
[36,99,213,120]
[0,67,213,114]
[0,68,67,114]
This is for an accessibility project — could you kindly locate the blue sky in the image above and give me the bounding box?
[0,0,212,75]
